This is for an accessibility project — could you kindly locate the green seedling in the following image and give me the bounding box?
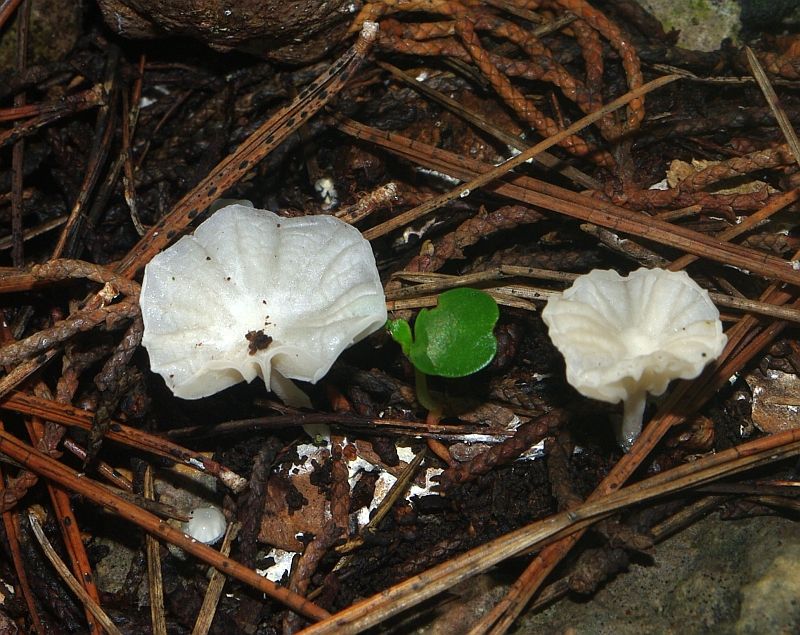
[387,287,499,413]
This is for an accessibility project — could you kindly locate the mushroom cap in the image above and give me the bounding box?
[140,203,387,400]
[183,506,226,545]
[541,268,727,404]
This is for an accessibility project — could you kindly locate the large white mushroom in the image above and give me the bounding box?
[542,268,727,449]
[140,203,387,406]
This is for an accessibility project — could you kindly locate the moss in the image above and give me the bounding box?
[639,0,741,51]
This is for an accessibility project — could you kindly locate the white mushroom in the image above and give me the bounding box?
[183,506,226,545]
[542,268,727,450]
[140,203,387,406]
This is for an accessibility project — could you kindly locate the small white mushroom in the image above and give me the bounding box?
[140,203,387,406]
[542,268,727,449]
[183,506,226,544]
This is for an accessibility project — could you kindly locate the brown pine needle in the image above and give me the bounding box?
[0,463,45,634]
[192,522,241,635]
[0,429,329,622]
[0,390,248,494]
[0,0,25,31]
[0,348,58,398]
[362,74,680,241]
[144,465,168,635]
[300,428,800,634]
[377,61,600,190]
[114,22,379,279]
[668,188,799,271]
[745,46,800,167]
[389,270,800,324]
[31,429,104,635]
[28,510,123,635]
[339,117,800,287]
[474,277,800,634]
[335,448,428,555]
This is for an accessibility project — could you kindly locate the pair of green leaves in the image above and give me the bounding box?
[387,288,499,378]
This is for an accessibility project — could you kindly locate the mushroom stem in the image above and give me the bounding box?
[618,389,648,451]
[270,372,312,409]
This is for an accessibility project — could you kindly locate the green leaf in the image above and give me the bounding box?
[386,318,413,357]
[408,288,499,378]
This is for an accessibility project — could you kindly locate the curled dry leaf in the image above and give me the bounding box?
[746,369,800,434]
